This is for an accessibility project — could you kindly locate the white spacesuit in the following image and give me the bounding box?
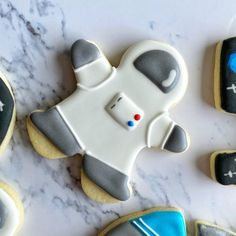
[30,39,189,201]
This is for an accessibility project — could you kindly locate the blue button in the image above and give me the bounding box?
[228,52,236,73]
[127,120,134,127]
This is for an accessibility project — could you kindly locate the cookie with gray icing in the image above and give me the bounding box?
[99,207,186,236]
[0,182,24,236]
[27,39,189,202]
[0,73,15,155]
[196,221,236,236]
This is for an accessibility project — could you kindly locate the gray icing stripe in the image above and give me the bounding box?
[83,154,130,201]
[70,39,101,69]
[133,50,180,93]
[30,108,81,156]
[106,222,141,236]
[197,223,235,236]
[0,77,14,144]
[0,200,8,229]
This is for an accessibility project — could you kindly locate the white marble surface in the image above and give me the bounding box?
[1,0,236,235]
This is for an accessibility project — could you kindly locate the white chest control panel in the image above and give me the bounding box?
[106,93,144,131]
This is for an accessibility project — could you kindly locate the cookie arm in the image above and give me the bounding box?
[148,113,189,153]
[71,39,114,91]
[162,123,189,153]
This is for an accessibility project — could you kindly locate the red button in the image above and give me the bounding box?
[134,114,141,121]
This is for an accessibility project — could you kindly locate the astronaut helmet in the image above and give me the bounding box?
[118,40,188,109]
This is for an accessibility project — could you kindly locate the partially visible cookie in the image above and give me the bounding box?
[0,72,16,155]
[210,150,236,185]
[195,221,236,236]
[98,207,186,236]
[0,182,24,236]
[214,37,236,113]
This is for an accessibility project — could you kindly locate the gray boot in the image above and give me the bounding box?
[30,108,81,156]
[83,154,131,201]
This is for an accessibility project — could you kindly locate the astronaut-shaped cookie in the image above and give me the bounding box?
[27,39,189,202]
[0,182,24,236]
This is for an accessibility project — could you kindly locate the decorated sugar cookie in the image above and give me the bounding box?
[27,39,189,202]
[210,150,236,185]
[195,221,236,236]
[212,37,236,185]
[0,73,16,155]
[98,207,186,236]
[214,37,236,113]
[0,182,24,236]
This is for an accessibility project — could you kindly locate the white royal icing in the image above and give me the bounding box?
[106,92,144,131]
[0,189,20,236]
[56,40,188,176]
[162,69,177,88]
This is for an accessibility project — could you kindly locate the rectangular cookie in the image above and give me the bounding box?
[214,37,236,113]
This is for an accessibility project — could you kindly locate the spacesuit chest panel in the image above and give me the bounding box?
[106,93,144,131]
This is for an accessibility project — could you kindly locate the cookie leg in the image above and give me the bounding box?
[81,154,131,203]
[0,182,24,236]
[27,108,81,159]
[163,124,189,153]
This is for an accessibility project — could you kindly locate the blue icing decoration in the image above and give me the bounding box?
[127,120,134,127]
[228,52,236,73]
[129,210,186,236]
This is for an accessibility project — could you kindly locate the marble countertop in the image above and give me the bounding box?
[1,0,236,235]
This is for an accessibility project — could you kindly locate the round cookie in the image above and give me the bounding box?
[195,221,236,236]
[98,207,186,236]
[0,182,24,236]
[27,39,189,202]
[214,37,236,114]
[0,73,16,155]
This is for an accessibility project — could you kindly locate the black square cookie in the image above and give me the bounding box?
[211,151,236,185]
